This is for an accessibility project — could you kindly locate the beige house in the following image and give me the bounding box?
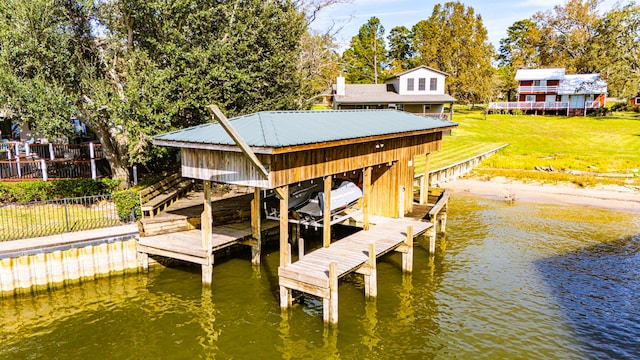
[333,66,457,120]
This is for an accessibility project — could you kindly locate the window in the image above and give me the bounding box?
[430,78,437,91]
[635,97,640,105]
[418,78,426,91]
[525,95,536,102]
[407,78,414,91]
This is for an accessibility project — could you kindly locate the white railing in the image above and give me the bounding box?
[421,113,450,120]
[518,86,559,93]
[488,101,601,111]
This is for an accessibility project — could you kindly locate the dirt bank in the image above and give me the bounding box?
[444,177,640,214]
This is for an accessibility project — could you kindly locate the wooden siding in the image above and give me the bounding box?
[181,148,271,188]
[269,133,441,187]
[179,133,443,217]
[270,133,441,217]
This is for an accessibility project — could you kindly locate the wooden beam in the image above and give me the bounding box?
[365,243,377,298]
[402,226,414,273]
[363,167,372,231]
[207,104,270,180]
[325,261,338,325]
[323,176,332,248]
[420,153,431,205]
[251,187,261,265]
[201,180,213,285]
[279,185,289,267]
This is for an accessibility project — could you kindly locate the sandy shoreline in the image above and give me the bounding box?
[444,177,640,214]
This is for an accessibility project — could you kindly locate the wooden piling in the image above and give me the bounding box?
[250,187,261,265]
[363,167,372,231]
[324,261,339,325]
[201,180,214,285]
[364,243,377,298]
[402,226,413,273]
[298,238,305,260]
[323,176,332,247]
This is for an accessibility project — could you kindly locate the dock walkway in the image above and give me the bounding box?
[278,216,432,323]
[137,220,278,266]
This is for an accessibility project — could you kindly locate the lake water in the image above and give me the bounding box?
[1,196,639,359]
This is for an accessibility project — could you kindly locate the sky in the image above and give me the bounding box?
[312,0,620,52]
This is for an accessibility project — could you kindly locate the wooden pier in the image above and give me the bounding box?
[279,216,432,324]
[137,220,278,281]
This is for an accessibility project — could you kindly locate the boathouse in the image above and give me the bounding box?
[146,106,456,324]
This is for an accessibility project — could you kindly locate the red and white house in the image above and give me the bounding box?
[489,68,607,116]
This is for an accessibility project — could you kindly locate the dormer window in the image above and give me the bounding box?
[430,78,437,91]
[407,78,414,91]
[418,78,426,91]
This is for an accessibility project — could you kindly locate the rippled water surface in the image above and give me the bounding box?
[1,196,639,359]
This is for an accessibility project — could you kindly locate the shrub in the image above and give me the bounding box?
[111,190,141,221]
[611,102,633,112]
[0,179,123,203]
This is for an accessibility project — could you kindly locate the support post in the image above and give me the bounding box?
[298,237,305,260]
[48,143,54,160]
[201,180,213,285]
[363,167,372,231]
[15,154,21,178]
[279,185,289,267]
[40,158,47,182]
[420,153,431,205]
[323,176,332,248]
[251,187,262,265]
[428,220,436,254]
[324,261,339,325]
[278,185,291,310]
[364,243,377,298]
[89,142,96,180]
[402,226,414,273]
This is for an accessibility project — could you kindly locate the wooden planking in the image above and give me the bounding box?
[181,148,271,187]
[137,220,278,260]
[270,133,442,188]
[278,217,432,288]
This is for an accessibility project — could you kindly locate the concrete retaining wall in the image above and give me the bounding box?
[0,225,139,296]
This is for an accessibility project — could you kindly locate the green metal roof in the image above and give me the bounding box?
[153,110,456,149]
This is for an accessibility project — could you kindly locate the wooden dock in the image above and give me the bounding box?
[278,216,432,324]
[137,220,278,278]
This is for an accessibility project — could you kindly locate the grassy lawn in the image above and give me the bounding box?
[415,106,640,187]
[0,203,121,241]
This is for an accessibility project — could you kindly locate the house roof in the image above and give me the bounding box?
[334,84,457,104]
[153,110,457,152]
[385,65,450,79]
[515,68,565,80]
[557,74,607,95]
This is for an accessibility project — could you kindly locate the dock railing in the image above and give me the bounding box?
[414,144,509,199]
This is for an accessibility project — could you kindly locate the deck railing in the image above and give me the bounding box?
[488,101,601,111]
[0,193,137,241]
[518,85,559,93]
[0,142,109,181]
[0,158,110,180]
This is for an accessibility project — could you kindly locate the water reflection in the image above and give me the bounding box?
[0,197,638,359]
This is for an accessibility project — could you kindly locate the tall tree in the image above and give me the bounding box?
[297,31,342,106]
[0,0,307,184]
[412,1,494,104]
[387,26,414,73]
[497,19,540,69]
[532,0,601,73]
[594,2,640,98]
[341,17,387,84]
